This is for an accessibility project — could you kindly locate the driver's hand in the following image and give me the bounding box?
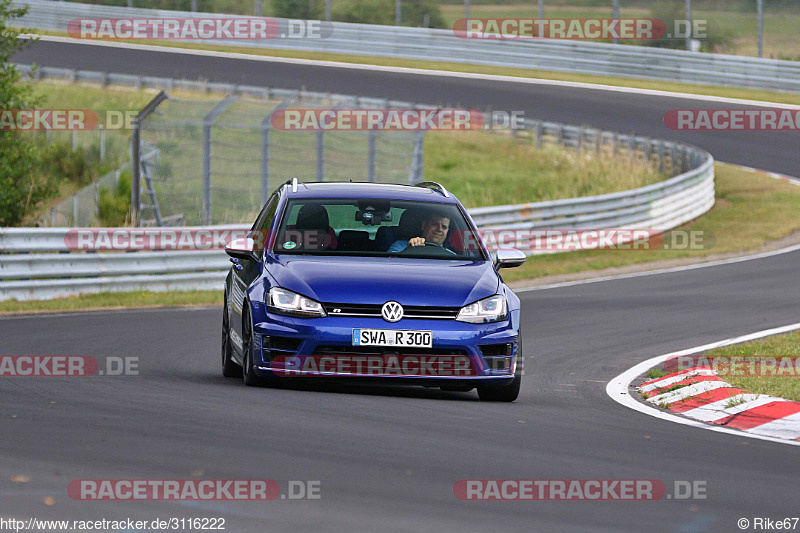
[408,237,425,247]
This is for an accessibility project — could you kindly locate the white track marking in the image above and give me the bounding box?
[606,322,800,446]
[748,412,800,440]
[645,381,728,406]
[639,368,715,392]
[681,393,763,422]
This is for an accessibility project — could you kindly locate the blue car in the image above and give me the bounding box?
[221,179,527,401]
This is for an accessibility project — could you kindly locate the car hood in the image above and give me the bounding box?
[266,255,499,307]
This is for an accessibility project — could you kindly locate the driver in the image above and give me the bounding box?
[387,211,456,254]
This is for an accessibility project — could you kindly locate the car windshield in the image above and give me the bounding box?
[272,198,486,260]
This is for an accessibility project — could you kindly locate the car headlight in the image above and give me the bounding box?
[456,295,507,323]
[267,287,326,318]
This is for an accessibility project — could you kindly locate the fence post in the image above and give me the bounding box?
[131,123,140,227]
[72,129,78,152]
[368,130,377,182]
[260,122,270,204]
[99,126,106,160]
[316,130,325,181]
[131,91,168,227]
[408,130,424,184]
[202,95,238,225]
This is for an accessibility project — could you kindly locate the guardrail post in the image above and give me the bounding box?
[368,130,377,182]
[535,122,543,148]
[316,131,325,181]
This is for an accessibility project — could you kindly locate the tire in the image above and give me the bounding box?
[477,374,521,402]
[242,306,266,387]
[221,292,242,378]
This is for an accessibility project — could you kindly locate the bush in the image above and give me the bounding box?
[643,2,734,53]
[98,171,132,227]
[0,0,43,226]
[331,0,445,28]
[271,0,324,19]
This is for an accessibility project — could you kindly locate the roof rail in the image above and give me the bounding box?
[415,181,449,198]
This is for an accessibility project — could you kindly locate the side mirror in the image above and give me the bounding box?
[495,248,526,269]
[225,237,260,263]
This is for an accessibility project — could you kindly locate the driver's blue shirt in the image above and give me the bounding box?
[388,239,457,254]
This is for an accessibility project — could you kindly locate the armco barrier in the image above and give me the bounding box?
[1,148,713,301]
[11,0,800,92]
[2,61,714,301]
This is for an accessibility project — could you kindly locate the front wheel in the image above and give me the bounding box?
[242,306,265,387]
[477,374,521,402]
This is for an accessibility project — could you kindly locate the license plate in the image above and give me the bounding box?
[352,329,432,348]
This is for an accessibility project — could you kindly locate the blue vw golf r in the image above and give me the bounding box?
[221,179,526,401]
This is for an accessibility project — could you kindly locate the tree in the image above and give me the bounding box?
[0,0,46,226]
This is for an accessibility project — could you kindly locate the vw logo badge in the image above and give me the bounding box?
[381,301,404,323]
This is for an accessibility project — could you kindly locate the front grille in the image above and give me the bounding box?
[312,345,468,356]
[324,303,459,320]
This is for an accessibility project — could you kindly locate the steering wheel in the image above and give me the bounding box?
[398,240,453,257]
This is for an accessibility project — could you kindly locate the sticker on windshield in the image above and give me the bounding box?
[283,241,296,250]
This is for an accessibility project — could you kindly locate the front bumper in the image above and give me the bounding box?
[249,306,521,386]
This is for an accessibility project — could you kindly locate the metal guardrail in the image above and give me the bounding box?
[1,151,713,301]
[2,62,714,301]
[12,0,800,92]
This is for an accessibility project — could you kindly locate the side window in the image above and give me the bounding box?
[250,194,278,252]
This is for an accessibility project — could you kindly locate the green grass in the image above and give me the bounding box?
[500,162,800,283]
[646,368,668,380]
[28,29,800,106]
[0,290,221,314]
[701,330,800,402]
[426,130,666,208]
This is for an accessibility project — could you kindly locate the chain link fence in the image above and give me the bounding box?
[134,92,421,226]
